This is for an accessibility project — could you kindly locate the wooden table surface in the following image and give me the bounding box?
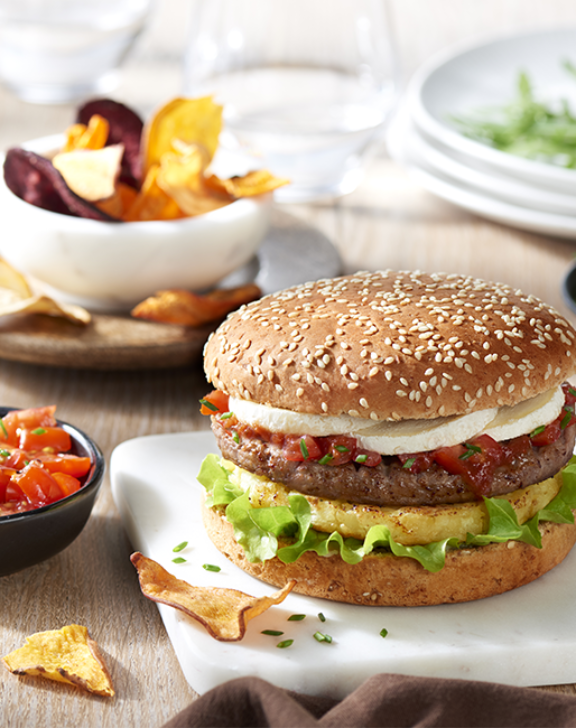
[2,2,576,726]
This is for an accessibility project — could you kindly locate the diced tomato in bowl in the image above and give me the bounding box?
[0,405,105,577]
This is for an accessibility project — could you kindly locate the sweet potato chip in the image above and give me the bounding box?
[62,114,109,152]
[206,169,290,198]
[130,552,295,642]
[77,99,144,187]
[95,181,138,219]
[123,164,184,222]
[142,96,223,174]
[3,148,117,221]
[131,283,261,326]
[3,624,114,697]
[52,144,124,202]
[0,258,90,324]
[156,144,231,216]
[0,258,33,299]
[0,294,91,325]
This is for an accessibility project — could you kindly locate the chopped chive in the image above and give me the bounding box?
[569,387,576,398]
[0,420,8,439]
[355,454,368,463]
[261,630,284,636]
[203,563,221,572]
[172,557,186,564]
[232,430,240,444]
[31,427,46,435]
[402,457,416,469]
[313,631,333,643]
[300,439,309,459]
[220,411,234,419]
[318,612,326,622]
[459,443,482,460]
[334,445,349,453]
[561,411,572,429]
[380,628,388,638]
[318,454,333,465]
[276,639,294,649]
[0,449,9,458]
[24,460,29,466]
[199,398,219,412]
[530,425,546,437]
[173,541,188,552]
[287,614,306,621]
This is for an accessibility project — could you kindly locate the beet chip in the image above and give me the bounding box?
[3,148,117,221]
[77,99,144,188]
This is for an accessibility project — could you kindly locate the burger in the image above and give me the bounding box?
[198,270,576,606]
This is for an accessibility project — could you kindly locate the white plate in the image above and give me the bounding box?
[111,430,576,698]
[407,28,576,193]
[387,105,576,238]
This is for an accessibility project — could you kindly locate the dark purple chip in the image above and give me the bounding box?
[3,148,118,222]
[76,98,144,188]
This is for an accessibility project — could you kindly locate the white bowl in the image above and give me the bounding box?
[0,134,272,312]
[407,28,576,193]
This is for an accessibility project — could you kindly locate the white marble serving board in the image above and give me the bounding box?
[110,431,576,698]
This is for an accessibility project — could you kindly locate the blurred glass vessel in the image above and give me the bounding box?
[0,0,152,104]
[184,0,399,202]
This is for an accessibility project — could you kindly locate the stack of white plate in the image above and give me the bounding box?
[387,29,576,238]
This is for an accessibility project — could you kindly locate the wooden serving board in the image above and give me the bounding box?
[0,212,342,370]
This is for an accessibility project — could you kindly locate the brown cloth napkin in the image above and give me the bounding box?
[162,673,576,728]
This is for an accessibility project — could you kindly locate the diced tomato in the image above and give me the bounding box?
[19,426,72,453]
[200,390,230,416]
[433,435,505,496]
[398,451,435,474]
[322,435,357,466]
[0,406,57,446]
[4,449,28,470]
[12,463,64,508]
[530,420,561,447]
[4,480,24,503]
[503,434,531,461]
[52,472,81,496]
[283,434,323,462]
[36,453,91,477]
[354,448,382,467]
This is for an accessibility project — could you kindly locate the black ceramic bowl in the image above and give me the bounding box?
[0,408,105,577]
[563,261,576,316]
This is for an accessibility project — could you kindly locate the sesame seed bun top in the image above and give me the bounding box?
[203,270,576,421]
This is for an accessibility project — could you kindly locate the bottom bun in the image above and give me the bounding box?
[202,502,576,606]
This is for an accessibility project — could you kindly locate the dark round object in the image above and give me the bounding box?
[0,408,105,577]
[562,260,576,316]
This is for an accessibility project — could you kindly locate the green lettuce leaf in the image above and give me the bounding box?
[197,454,576,573]
[197,453,243,507]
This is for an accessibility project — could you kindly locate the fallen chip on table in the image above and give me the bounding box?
[0,258,90,324]
[130,552,296,642]
[3,624,115,697]
[131,283,261,326]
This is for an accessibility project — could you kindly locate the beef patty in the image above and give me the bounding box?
[212,418,576,507]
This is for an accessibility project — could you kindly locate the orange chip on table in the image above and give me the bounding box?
[3,624,115,697]
[130,552,296,642]
[205,169,290,198]
[131,283,261,326]
[141,96,223,175]
[62,114,109,152]
[123,164,184,222]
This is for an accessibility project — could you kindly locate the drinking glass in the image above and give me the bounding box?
[183,0,399,202]
[0,0,152,104]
